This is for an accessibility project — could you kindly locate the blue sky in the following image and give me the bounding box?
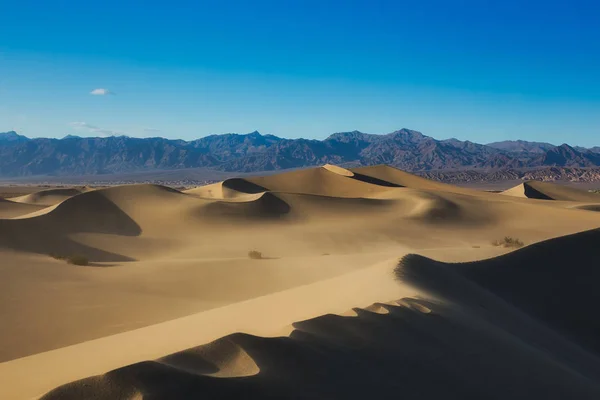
[1,0,599,146]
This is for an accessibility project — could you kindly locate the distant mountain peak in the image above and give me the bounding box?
[328,130,366,136]
[390,128,421,134]
[0,131,29,142]
[387,129,427,140]
[549,143,579,156]
[325,130,370,142]
[542,142,600,167]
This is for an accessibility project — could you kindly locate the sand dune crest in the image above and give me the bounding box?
[186,178,267,199]
[351,164,477,194]
[501,180,600,202]
[322,163,354,177]
[245,165,392,197]
[11,187,87,206]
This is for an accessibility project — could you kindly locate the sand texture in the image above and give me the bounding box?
[1,165,600,399]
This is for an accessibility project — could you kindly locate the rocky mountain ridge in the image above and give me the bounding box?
[0,129,598,178]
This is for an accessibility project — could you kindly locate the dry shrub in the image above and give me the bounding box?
[248,250,263,260]
[492,236,524,248]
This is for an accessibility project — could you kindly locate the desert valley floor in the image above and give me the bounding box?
[1,164,600,399]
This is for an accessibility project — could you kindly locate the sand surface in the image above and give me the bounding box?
[2,165,600,399]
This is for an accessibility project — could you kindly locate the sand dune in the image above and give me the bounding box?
[2,164,600,399]
[0,188,145,261]
[0,197,47,218]
[501,180,600,202]
[454,227,600,353]
[39,229,600,400]
[0,184,291,260]
[11,187,87,206]
[185,178,268,199]
[245,165,394,197]
[351,164,479,194]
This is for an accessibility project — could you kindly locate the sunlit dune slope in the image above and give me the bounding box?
[501,180,600,202]
[244,165,394,197]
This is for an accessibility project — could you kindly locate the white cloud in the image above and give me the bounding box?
[69,121,126,137]
[90,88,114,95]
[70,122,98,129]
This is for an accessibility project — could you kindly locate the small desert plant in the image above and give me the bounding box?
[66,255,89,266]
[248,250,263,260]
[492,236,524,248]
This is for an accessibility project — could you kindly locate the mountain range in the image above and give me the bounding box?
[0,129,599,177]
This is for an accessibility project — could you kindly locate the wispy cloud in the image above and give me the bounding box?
[69,121,127,137]
[143,128,162,133]
[90,88,114,95]
[70,122,98,129]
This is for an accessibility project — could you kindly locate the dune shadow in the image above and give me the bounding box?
[0,192,141,262]
[575,204,600,212]
[350,172,403,188]
[43,293,600,399]
[201,193,291,221]
[43,191,143,236]
[85,262,122,267]
[222,178,268,194]
[523,182,553,200]
[397,228,600,357]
